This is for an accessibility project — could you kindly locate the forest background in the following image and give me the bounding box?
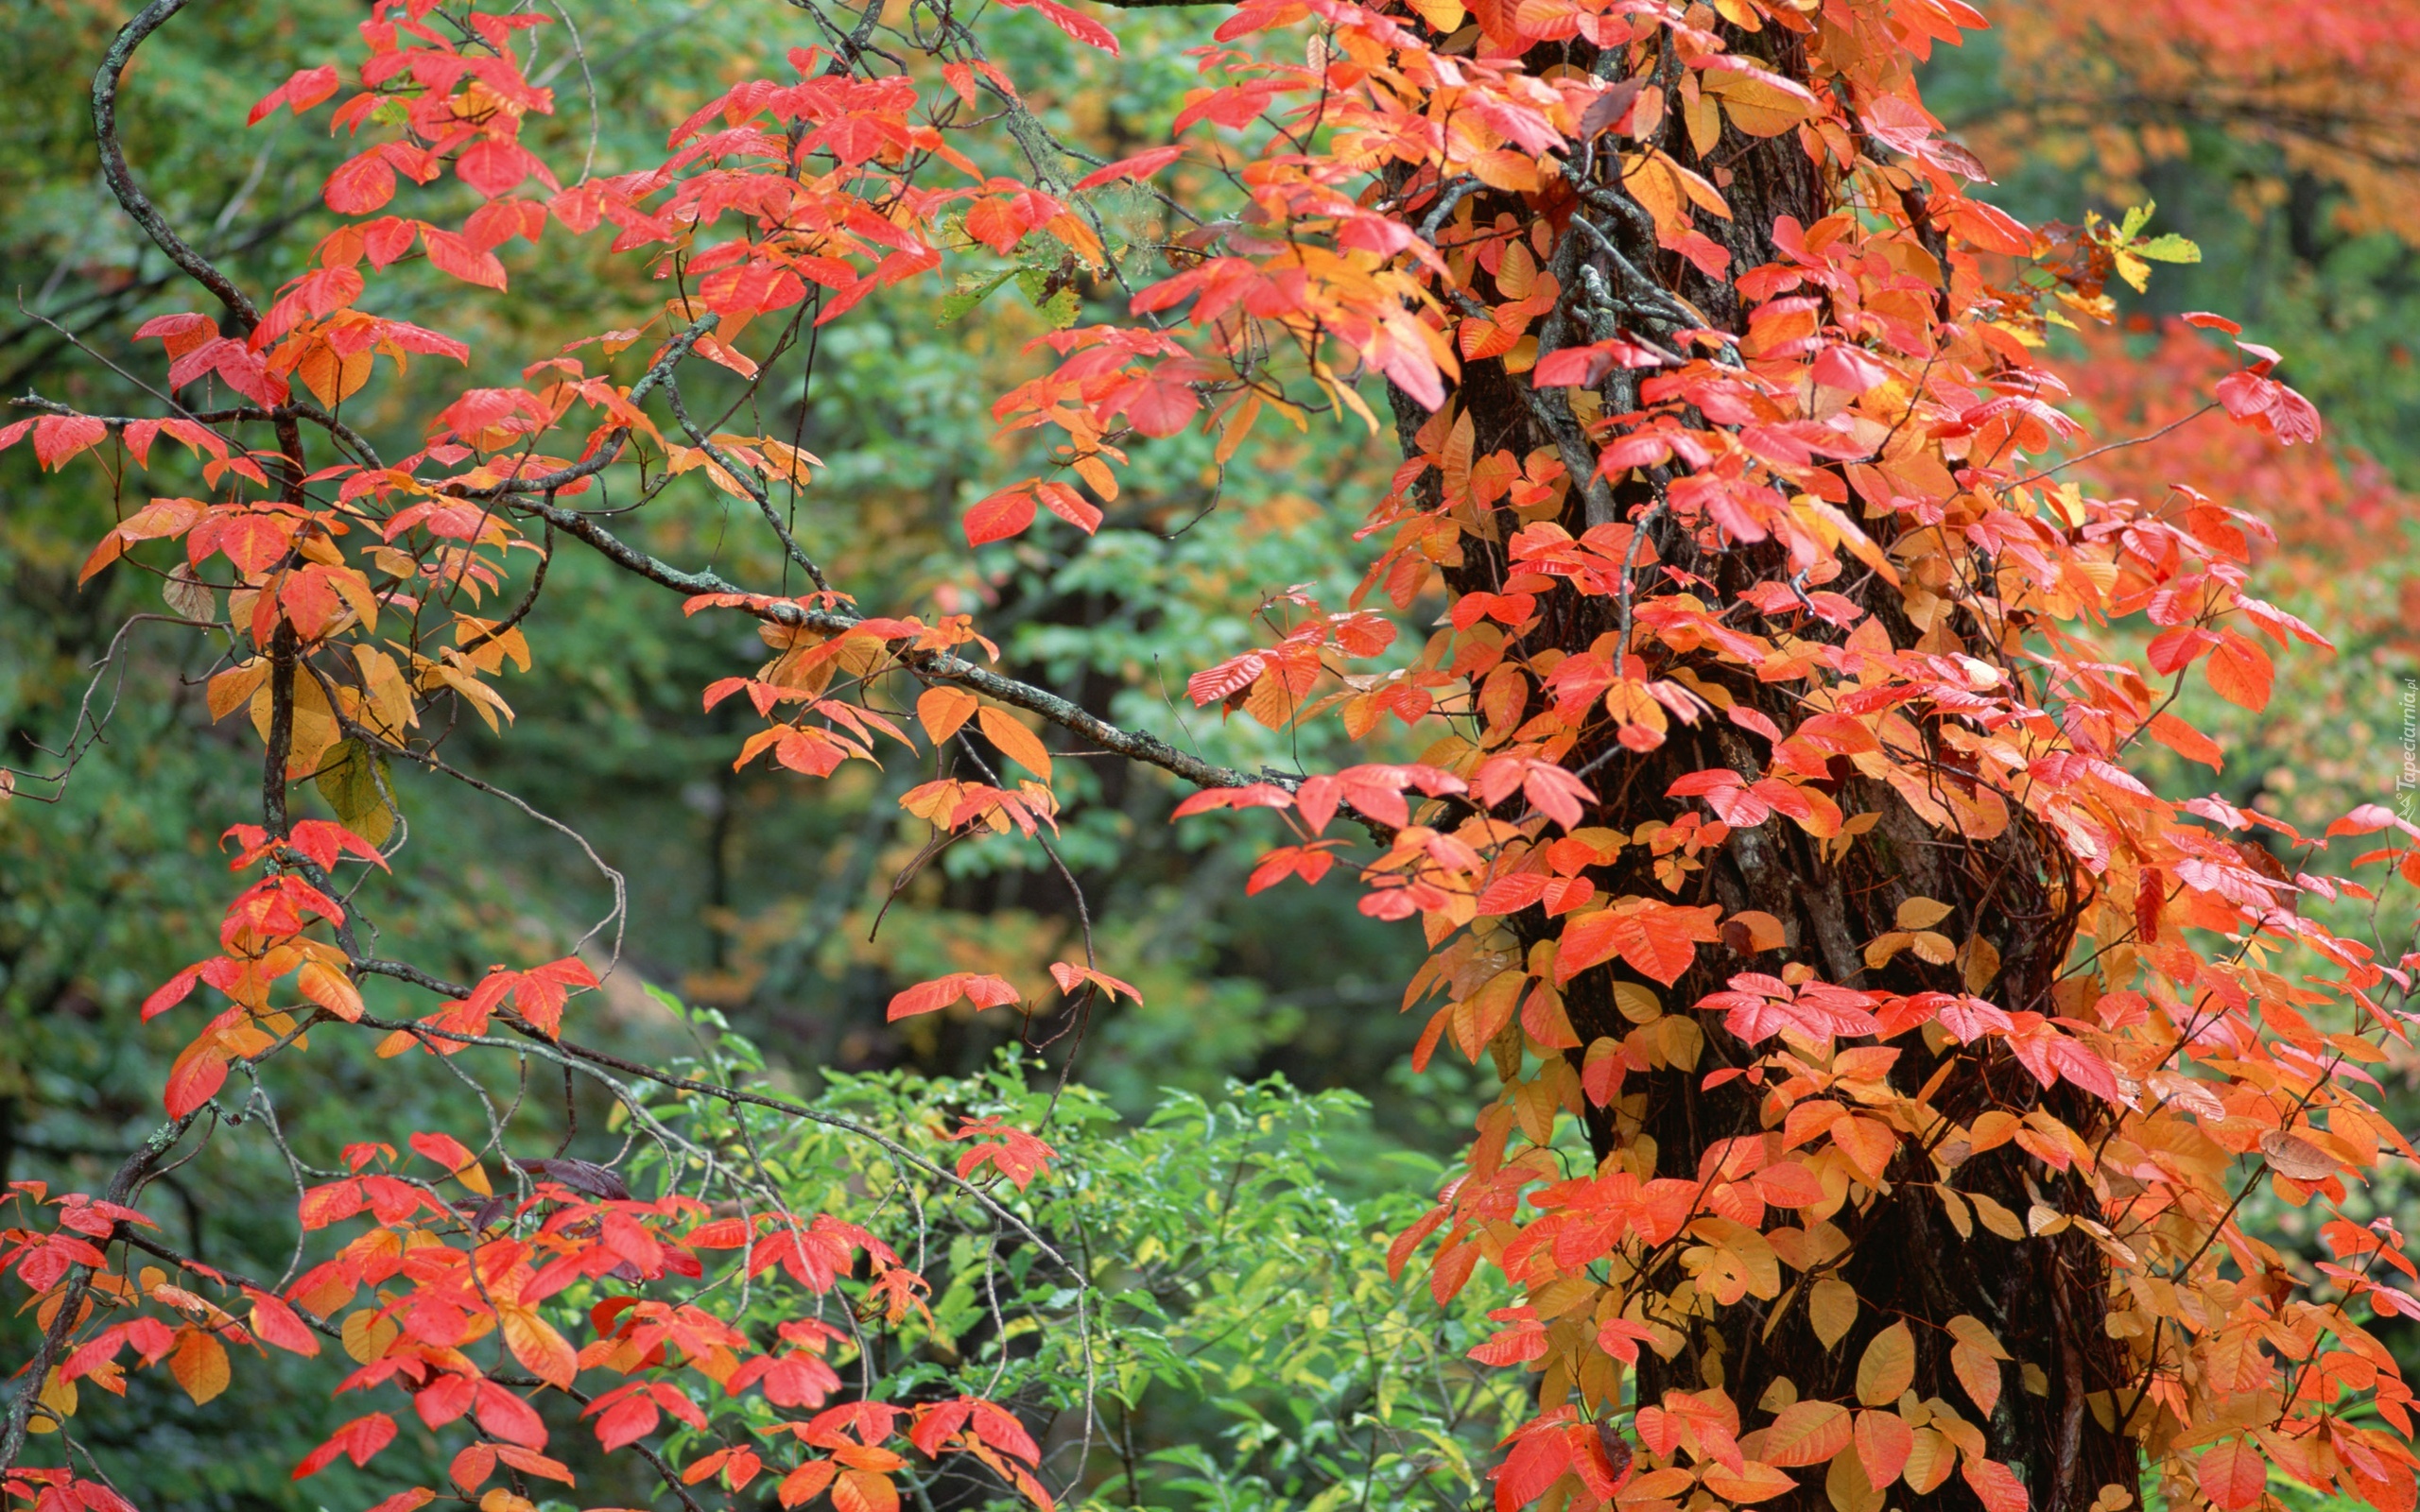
[3,0,2418,1507]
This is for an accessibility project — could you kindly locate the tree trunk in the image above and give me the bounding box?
[1388,20,2139,1512]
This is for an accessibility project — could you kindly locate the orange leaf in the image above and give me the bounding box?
[1700,1459,1796,1503]
[833,1469,900,1512]
[2204,630,2273,711]
[1760,1400,1850,1467]
[297,960,364,1022]
[918,686,978,746]
[1949,1341,2001,1416]
[502,1307,577,1389]
[168,1328,230,1405]
[977,707,1052,782]
[2146,711,2222,770]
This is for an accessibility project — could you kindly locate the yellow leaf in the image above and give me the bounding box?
[1702,71,1817,136]
[1895,896,1954,930]
[314,740,397,848]
[1213,394,1263,467]
[1614,980,1663,1023]
[917,686,978,746]
[29,1368,76,1434]
[343,1307,400,1364]
[1958,934,2000,994]
[1862,930,1912,969]
[1855,1321,1914,1406]
[1825,1442,1885,1512]
[1071,454,1118,501]
[1468,149,1543,194]
[1910,930,1957,965]
[1965,1189,2026,1241]
[977,706,1052,782]
[1935,1185,1972,1239]
[354,644,417,735]
[1903,1426,1956,1493]
[1684,86,1721,158]
[1945,1314,2010,1361]
[1808,1277,1858,1349]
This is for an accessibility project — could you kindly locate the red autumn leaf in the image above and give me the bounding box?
[886,972,1022,1021]
[998,0,1120,54]
[292,1413,396,1479]
[1072,146,1183,189]
[964,483,1038,545]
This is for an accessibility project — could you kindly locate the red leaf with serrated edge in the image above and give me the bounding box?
[964,484,1037,545]
[292,1413,396,1480]
[32,416,107,470]
[1036,480,1102,532]
[1119,372,1199,437]
[999,0,1120,53]
[582,1383,661,1451]
[1494,1420,1575,1509]
[424,228,508,289]
[1853,1410,1912,1487]
[325,150,397,215]
[249,1292,320,1356]
[142,966,203,1022]
[1048,960,1140,1002]
[946,1117,1057,1190]
[1072,146,1183,189]
[472,1381,547,1449]
[2196,1440,2265,1512]
[164,1040,231,1117]
[1962,1455,2030,1512]
[887,972,1021,1021]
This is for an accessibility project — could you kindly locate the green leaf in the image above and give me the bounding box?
[313,740,396,846]
[936,268,1016,326]
[2134,232,2202,265]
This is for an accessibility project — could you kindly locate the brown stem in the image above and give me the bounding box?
[0,1114,202,1474]
[93,0,260,335]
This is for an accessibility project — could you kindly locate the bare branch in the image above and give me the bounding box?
[94,0,261,334]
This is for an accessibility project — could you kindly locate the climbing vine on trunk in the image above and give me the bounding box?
[3,1,2417,1512]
